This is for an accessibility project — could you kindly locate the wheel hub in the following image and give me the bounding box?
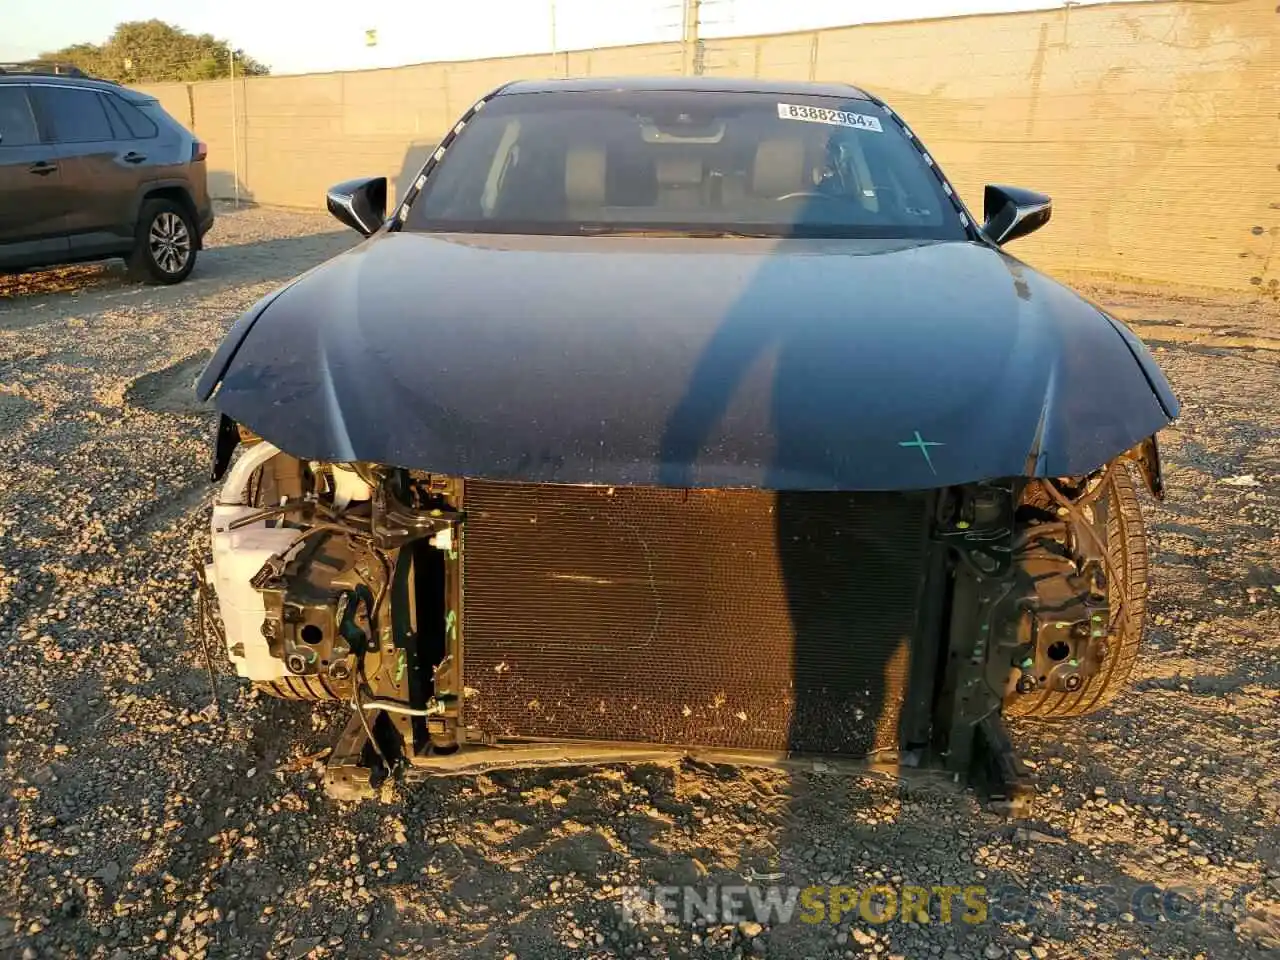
[149,211,191,274]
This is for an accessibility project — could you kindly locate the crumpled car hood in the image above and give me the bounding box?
[202,231,1177,490]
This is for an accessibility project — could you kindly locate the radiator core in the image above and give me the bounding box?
[459,481,931,756]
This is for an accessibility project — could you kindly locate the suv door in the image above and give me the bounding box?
[0,84,70,268]
[31,84,143,258]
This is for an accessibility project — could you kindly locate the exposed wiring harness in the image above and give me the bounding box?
[357,697,440,717]
[191,552,224,717]
[351,671,391,772]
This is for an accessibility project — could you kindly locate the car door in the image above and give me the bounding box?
[31,84,140,257]
[0,83,70,268]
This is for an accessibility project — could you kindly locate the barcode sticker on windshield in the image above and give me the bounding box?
[777,103,883,132]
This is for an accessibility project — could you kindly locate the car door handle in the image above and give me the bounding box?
[121,152,147,164]
[28,160,57,175]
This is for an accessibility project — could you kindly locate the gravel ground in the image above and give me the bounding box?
[1,204,1278,960]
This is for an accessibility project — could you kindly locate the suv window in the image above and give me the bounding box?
[0,87,40,147]
[104,93,158,139]
[33,86,114,143]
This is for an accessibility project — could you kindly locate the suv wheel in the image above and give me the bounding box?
[128,199,197,284]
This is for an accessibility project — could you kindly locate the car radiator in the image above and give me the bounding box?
[459,481,933,757]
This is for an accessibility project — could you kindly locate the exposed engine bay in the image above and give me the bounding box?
[197,422,1159,809]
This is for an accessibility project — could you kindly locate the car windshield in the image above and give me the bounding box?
[403,89,967,240]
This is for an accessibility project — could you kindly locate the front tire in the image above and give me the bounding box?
[1006,464,1149,719]
[128,199,197,284]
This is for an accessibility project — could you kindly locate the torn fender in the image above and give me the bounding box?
[1126,435,1167,500]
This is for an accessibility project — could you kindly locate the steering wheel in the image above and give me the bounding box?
[774,190,835,201]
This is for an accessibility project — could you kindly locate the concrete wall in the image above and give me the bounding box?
[140,1,1279,291]
[176,43,686,208]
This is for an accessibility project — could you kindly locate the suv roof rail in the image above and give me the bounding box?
[0,60,91,79]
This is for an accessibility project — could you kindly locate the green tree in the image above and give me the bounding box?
[41,20,269,82]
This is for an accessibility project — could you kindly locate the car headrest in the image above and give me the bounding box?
[751,138,807,197]
[565,145,606,206]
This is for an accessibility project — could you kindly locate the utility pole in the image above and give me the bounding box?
[229,49,240,207]
[550,0,558,77]
[682,0,702,76]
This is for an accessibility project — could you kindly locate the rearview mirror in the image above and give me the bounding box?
[326,176,388,236]
[982,184,1051,245]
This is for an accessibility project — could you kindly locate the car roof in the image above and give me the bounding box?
[497,75,873,100]
[0,74,116,90]
[0,72,159,105]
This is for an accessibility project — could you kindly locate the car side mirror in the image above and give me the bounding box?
[982,184,1051,245]
[326,176,388,236]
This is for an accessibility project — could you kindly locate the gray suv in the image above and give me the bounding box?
[0,64,214,284]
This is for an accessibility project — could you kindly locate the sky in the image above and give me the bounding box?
[1,0,1146,76]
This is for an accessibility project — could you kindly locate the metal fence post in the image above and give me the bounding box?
[230,50,241,207]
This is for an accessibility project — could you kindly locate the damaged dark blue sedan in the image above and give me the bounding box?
[194,77,1177,808]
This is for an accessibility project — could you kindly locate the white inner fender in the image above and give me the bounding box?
[208,442,300,682]
[330,464,371,509]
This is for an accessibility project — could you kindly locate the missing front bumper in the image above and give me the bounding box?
[322,709,1032,818]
